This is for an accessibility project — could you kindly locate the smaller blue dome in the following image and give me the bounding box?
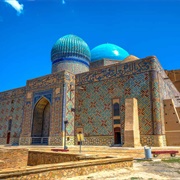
[91,43,129,62]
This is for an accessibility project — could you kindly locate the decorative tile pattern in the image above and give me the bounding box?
[150,71,162,135]
[0,89,25,145]
[33,90,53,105]
[52,62,89,74]
[0,87,26,101]
[49,136,62,146]
[20,72,65,144]
[65,73,75,137]
[75,71,152,145]
[0,55,179,147]
[76,56,160,85]
[140,135,154,146]
[51,34,91,74]
[75,136,114,146]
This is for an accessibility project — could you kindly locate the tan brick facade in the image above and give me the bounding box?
[165,69,180,92]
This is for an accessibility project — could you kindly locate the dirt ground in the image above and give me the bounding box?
[63,159,180,180]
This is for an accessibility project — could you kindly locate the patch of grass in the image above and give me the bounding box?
[162,158,180,163]
[130,177,140,180]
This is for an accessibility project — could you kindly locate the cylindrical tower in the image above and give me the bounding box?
[51,34,91,74]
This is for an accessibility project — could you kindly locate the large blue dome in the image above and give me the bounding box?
[51,34,91,66]
[91,43,129,62]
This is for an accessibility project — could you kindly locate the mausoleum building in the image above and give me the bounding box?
[0,34,179,147]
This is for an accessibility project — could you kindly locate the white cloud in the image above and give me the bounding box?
[4,0,24,15]
[62,0,65,5]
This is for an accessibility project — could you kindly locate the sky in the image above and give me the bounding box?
[0,0,180,92]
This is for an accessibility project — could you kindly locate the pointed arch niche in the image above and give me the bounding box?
[31,97,50,144]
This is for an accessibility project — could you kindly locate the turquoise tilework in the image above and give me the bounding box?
[75,72,152,144]
[65,74,75,136]
[0,96,24,143]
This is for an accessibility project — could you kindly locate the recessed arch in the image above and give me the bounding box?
[31,97,50,144]
[33,95,51,108]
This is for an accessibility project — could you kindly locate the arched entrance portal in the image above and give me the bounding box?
[31,97,50,145]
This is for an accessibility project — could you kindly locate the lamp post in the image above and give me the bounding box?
[64,120,68,150]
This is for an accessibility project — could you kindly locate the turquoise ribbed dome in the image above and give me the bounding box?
[51,34,91,66]
[91,43,129,62]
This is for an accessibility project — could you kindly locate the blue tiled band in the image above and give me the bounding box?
[52,57,90,67]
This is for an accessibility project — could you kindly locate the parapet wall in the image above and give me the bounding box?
[28,150,81,165]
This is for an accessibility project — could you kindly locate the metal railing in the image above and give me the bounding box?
[31,137,48,145]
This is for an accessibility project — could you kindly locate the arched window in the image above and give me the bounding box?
[113,103,120,116]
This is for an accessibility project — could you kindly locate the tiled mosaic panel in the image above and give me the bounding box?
[75,72,153,144]
[52,62,89,74]
[0,138,6,144]
[49,136,62,146]
[0,87,26,101]
[140,135,154,146]
[65,73,75,136]
[10,137,19,145]
[19,137,31,145]
[50,87,62,137]
[27,72,64,91]
[151,71,162,135]
[75,136,114,146]
[21,72,65,139]
[76,57,162,86]
[141,135,166,146]
[0,96,24,143]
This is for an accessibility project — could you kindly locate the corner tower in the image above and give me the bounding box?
[51,34,91,74]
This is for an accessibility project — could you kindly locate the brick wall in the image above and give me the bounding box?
[0,156,133,179]
[0,148,28,170]
[165,69,180,92]
[0,87,25,145]
[28,151,80,165]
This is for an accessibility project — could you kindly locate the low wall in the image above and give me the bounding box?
[28,151,81,165]
[0,148,28,170]
[0,157,133,180]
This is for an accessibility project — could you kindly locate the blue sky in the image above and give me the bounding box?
[0,0,180,92]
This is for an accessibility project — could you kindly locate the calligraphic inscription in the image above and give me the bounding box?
[27,74,57,90]
[76,57,162,85]
[79,66,116,85]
